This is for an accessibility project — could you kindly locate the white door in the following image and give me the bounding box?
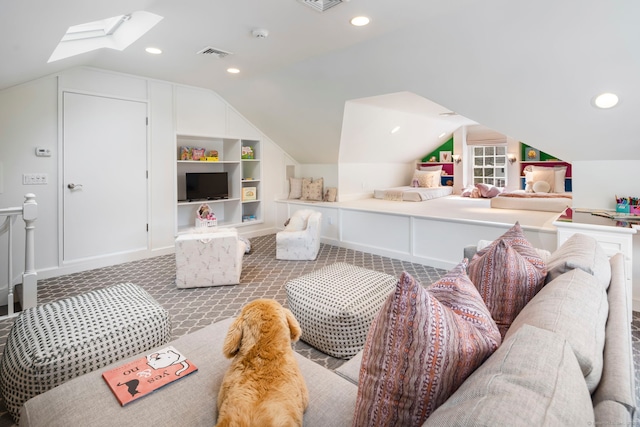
[63,92,148,262]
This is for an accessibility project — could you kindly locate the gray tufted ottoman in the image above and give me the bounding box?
[285,262,397,359]
[0,283,171,423]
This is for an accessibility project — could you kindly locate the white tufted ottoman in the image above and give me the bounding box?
[285,263,397,359]
[0,283,171,423]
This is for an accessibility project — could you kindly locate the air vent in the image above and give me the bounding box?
[298,0,345,13]
[196,46,233,58]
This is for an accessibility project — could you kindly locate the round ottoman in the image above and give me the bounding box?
[285,262,397,359]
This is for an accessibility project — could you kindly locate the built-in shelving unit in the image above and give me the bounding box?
[176,135,261,234]
[519,144,572,191]
[416,161,455,186]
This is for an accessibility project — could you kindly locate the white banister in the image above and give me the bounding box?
[0,193,37,317]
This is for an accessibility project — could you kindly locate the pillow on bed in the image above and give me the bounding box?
[532,166,567,193]
[414,170,441,188]
[532,168,556,192]
[419,164,443,172]
[475,183,502,198]
[532,181,551,193]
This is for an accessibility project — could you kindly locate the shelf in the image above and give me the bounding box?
[242,200,260,204]
[177,160,239,164]
[178,198,240,206]
[241,179,261,183]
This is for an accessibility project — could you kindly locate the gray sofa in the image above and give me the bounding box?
[19,237,636,426]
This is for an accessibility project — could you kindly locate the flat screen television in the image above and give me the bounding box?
[185,172,229,200]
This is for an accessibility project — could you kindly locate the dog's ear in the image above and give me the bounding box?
[222,316,244,358]
[284,308,302,342]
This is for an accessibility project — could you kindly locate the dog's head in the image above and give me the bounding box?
[222,299,302,359]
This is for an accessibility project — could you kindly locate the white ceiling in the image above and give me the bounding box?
[2,0,639,164]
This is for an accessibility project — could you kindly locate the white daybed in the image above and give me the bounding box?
[373,186,453,202]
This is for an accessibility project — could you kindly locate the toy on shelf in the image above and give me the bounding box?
[195,203,217,228]
[241,146,254,159]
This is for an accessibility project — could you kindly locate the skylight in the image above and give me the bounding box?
[49,11,163,63]
[61,15,131,42]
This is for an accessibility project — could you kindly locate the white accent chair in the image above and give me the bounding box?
[276,210,322,260]
[175,228,246,287]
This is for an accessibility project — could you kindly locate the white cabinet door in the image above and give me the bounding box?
[63,92,148,262]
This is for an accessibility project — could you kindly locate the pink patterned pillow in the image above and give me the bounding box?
[468,222,547,337]
[352,262,501,426]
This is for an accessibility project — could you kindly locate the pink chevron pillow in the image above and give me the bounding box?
[468,222,547,337]
[352,261,501,426]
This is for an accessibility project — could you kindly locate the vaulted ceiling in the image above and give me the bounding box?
[2,0,638,164]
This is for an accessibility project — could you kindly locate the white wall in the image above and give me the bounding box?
[0,77,59,290]
[0,67,294,282]
[338,162,413,201]
[572,160,640,210]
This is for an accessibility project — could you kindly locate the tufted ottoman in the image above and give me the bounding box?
[0,283,171,423]
[285,262,397,359]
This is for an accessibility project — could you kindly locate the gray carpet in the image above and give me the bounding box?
[0,233,638,425]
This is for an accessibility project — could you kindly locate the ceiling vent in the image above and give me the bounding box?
[298,0,345,13]
[196,46,233,58]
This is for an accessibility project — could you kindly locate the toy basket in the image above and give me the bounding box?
[195,203,217,228]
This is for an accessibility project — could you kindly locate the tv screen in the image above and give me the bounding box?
[186,172,229,200]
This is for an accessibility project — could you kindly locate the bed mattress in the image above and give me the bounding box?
[373,186,453,202]
[491,191,572,212]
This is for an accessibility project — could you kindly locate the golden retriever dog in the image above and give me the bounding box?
[215,299,309,427]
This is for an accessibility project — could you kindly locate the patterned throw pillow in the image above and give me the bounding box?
[301,177,323,201]
[352,262,501,427]
[414,170,440,188]
[468,222,547,338]
[288,177,303,199]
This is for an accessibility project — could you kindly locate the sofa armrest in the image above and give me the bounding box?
[592,253,636,421]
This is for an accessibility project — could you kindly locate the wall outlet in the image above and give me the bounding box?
[23,173,48,185]
[35,147,52,157]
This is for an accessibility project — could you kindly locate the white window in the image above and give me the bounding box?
[473,146,507,187]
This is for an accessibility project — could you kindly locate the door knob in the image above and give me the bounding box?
[67,183,83,189]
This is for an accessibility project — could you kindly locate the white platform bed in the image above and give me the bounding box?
[373,186,453,202]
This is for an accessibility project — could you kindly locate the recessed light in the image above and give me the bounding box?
[350,16,370,27]
[438,132,446,138]
[145,47,162,55]
[391,126,400,134]
[227,68,240,74]
[593,92,619,109]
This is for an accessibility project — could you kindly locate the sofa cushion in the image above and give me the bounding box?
[424,324,595,427]
[505,268,607,393]
[353,262,500,426]
[546,232,611,289]
[468,223,547,337]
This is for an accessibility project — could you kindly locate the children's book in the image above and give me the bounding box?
[102,346,198,406]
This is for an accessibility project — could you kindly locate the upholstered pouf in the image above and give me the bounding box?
[285,262,397,359]
[0,283,171,423]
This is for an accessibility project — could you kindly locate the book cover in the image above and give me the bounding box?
[242,187,257,201]
[102,346,198,406]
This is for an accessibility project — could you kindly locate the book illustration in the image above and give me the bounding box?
[102,346,198,406]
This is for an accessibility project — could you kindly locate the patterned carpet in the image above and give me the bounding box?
[0,233,638,425]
